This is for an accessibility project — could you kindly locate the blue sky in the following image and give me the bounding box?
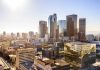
[0,0,100,34]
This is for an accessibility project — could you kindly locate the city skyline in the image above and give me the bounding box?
[0,0,100,34]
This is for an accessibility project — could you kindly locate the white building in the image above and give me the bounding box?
[86,34,94,42]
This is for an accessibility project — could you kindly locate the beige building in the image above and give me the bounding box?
[67,16,74,40]
[79,18,86,41]
[64,42,96,68]
[16,48,35,70]
[67,14,78,40]
[34,57,69,70]
[39,21,47,38]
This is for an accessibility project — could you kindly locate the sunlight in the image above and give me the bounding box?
[2,0,27,12]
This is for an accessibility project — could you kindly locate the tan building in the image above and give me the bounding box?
[34,57,69,70]
[64,42,96,68]
[79,18,86,41]
[16,48,35,70]
[39,21,47,38]
[67,14,78,40]
[67,16,74,40]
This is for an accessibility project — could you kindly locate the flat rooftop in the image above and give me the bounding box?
[65,42,96,46]
[36,57,69,67]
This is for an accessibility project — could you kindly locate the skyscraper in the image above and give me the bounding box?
[67,16,74,40]
[56,25,59,41]
[22,32,28,39]
[58,20,67,37]
[17,32,20,38]
[39,21,47,38]
[67,14,78,40]
[48,13,57,42]
[28,31,34,42]
[79,18,86,41]
[3,31,6,36]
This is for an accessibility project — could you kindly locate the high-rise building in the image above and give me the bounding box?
[58,20,67,37]
[17,32,20,38]
[11,32,16,39]
[67,14,78,40]
[22,33,28,39]
[29,31,34,39]
[39,21,47,38]
[67,16,74,40]
[79,18,86,41]
[3,31,6,37]
[56,25,59,41]
[48,13,57,42]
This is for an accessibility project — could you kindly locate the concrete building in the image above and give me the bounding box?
[42,44,59,59]
[95,34,100,41]
[64,42,96,68]
[86,34,95,42]
[28,31,34,39]
[16,48,35,70]
[56,25,59,41]
[48,13,57,42]
[67,14,78,40]
[22,33,28,40]
[34,57,69,70]
[79,18,86,41]
[11,32,16,40]
[3,31,6,37]
[67,16,74,41]
[39,21,47,38]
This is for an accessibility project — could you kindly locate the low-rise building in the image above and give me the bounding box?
[34,57,69,70]
[16,48,35,70]
[64,42,96,68]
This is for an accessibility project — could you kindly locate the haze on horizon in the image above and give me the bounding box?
[0,0,100,34]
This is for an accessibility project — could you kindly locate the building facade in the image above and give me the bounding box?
[67,14,78,40]
[79,18,86,41]
[48,13,57,42]
[39,21,47,38]
[58,20,67,37]
[16,48,35,70]
[64,42,96,68]
[67,16,74,40]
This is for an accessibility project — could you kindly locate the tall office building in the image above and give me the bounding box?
[39,21,47,38]
[56,25,59,41]
[3,31,6,37]
[29,31,34,39]
[22,33,28,40]
[17,32,20,37]
[79,18,86,41]
[67,14,78,40]
[67,16,74,40]
[48,13,57,42]
[58,20,67,37]
[11,32,16,39]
